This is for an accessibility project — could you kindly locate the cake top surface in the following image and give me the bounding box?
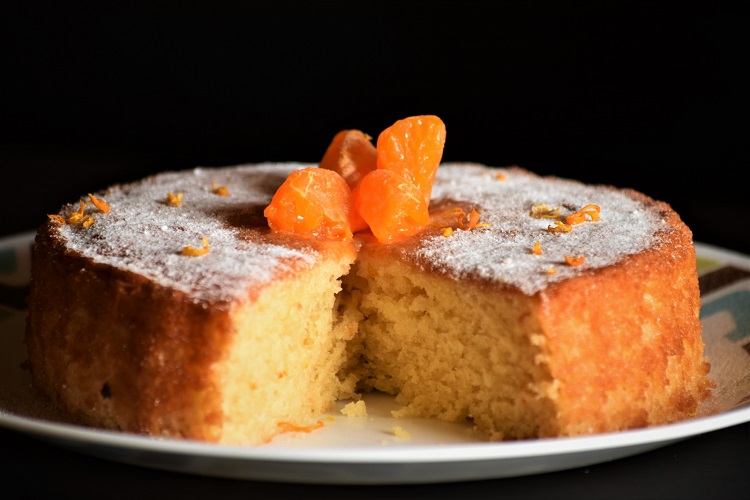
[49,162,676,301]
[415,163,672,294]
[53,163,320,304]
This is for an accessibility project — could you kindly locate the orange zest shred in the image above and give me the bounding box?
[81,215,95,228]
[565,204,600,225]
[495,172,506,181]
[88,193,110,213]
[181,236,210,256]
[48,214,66,225]
[166,192,184,207]
[547,220,572,233]
[277,420,325,434]
[48,195,110,228]
[442,227,453,237]
[212,182,229,196]
[457,208,491,230]
[531,204,562,219]
[545,268,557,275]
[564,255,586,266]
[66,201,89,224]
[531,240,542,255]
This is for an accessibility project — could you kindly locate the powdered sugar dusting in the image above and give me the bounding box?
[56,163,316,303]
[417,163,670,295]
[53,161,675,302]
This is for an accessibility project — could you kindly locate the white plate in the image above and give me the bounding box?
[2,232,750,485]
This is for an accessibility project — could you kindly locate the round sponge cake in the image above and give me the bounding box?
[24,162,713,443]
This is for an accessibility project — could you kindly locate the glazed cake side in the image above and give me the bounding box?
[23,162,713,443]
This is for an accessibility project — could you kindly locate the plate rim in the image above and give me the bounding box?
[2,402,750,464]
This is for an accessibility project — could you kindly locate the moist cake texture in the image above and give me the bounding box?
[24,162,713,443]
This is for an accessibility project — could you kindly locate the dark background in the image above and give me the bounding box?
[1,1,748,254]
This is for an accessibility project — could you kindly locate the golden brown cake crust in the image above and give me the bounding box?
[26,227,232,440]
[536,210,711,434]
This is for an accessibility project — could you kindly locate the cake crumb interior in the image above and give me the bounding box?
[216,255,361,444]
[340,254,559,440]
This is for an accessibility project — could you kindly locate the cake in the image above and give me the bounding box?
[23,159,713,444]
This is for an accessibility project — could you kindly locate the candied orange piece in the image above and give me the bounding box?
[352,169,429,243]
[264,167,356,240]
[319,129,377,189]
[376,115,446,204]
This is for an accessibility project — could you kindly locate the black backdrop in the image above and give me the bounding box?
[2,1,748,254]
